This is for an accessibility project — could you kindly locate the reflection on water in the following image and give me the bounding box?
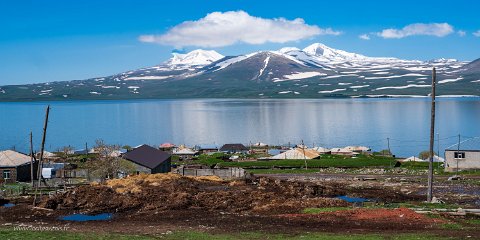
[0,98,479,157]
[59,213,113,221]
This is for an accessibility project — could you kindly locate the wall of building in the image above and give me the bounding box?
[16,163,37,182]
[0,167,16,184]
[131,162,153,174]
[445,150,480,172]
[152,158,171,173]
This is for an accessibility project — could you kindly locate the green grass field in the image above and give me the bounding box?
[218,155,396,168]
[0,229,463,240]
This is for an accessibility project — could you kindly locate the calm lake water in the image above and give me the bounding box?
[1,98,479,157]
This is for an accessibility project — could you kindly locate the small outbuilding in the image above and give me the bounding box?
[195,144,219,154]
[444,138,480,172]
[220,144,249,154]
[122,145,171,174]
[0,150,37,183]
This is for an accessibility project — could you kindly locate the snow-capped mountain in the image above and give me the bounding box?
[1,43,479,101]
[166,49,224,69]
[303,43,370,61]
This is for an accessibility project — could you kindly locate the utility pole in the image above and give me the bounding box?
[33,105,50,206]
[387,138,391,155]
[29,132,34,187]
[427,68,436,202]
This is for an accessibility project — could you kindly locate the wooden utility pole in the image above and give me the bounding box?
[427,68,436,202]
[29,132,34,187]
[33,105,50,206]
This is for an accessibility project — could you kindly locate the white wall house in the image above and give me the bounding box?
[444,138,480,172]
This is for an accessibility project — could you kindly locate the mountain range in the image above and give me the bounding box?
[1,43,479,101]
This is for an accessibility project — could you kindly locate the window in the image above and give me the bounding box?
[3,170,11,179]
[454,152,465,159]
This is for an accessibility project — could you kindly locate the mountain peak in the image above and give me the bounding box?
[167,49,224,67]
[303,43,368,61]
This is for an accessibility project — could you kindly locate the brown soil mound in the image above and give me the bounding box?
[38,173,418,215]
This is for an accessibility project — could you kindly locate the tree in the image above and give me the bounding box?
[89,139,130,181]
[122,145,133,152]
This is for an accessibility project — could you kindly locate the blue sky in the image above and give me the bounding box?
[1,0,479,85]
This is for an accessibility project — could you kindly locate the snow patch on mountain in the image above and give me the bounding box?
[125,76,173,80]
[375,84,431,90]
[318,88,346,93]
[282,72,325,80]
[258,55,271,78]
[167,49,224,67]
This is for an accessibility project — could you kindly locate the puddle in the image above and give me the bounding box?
[59,213,113,222]
[336,196,371,203]
[0,203,15,208]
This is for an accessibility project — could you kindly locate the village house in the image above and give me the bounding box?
[330,148,356,156]
[270,148,320,160]
[250,142,269,154]
[122,145,171,174]
[195,144,219,154]
[343,146,371,154]
[172,145,198,160]
[220,144,249,154]
[159,142,176,153]
[444,138,480,172]
[0,150,37,184]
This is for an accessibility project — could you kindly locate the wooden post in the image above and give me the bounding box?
[427,68,436,202]
[456,134,461,175]
[33,105,50,206]
[30,132,34,187]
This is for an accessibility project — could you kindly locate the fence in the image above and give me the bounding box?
[178,167,246,179]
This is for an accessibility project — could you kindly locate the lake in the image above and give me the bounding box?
[1,98,479,157]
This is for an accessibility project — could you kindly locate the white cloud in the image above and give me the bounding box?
[359,34,370,40]
[457,30,466,37]
[474,30,480,37]
[139,11,341,48]
[377,23,454,39]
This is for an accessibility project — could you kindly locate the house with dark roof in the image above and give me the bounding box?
[122,145,171,174]
[0,150,37,183]
[195,144,219,154]
[445,137,480,172]
[220,144,249,154]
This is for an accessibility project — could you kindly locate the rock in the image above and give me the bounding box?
[448,175,461,181]
[430,197,444,204]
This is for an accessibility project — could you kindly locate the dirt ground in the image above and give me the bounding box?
[1,173,479,238]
